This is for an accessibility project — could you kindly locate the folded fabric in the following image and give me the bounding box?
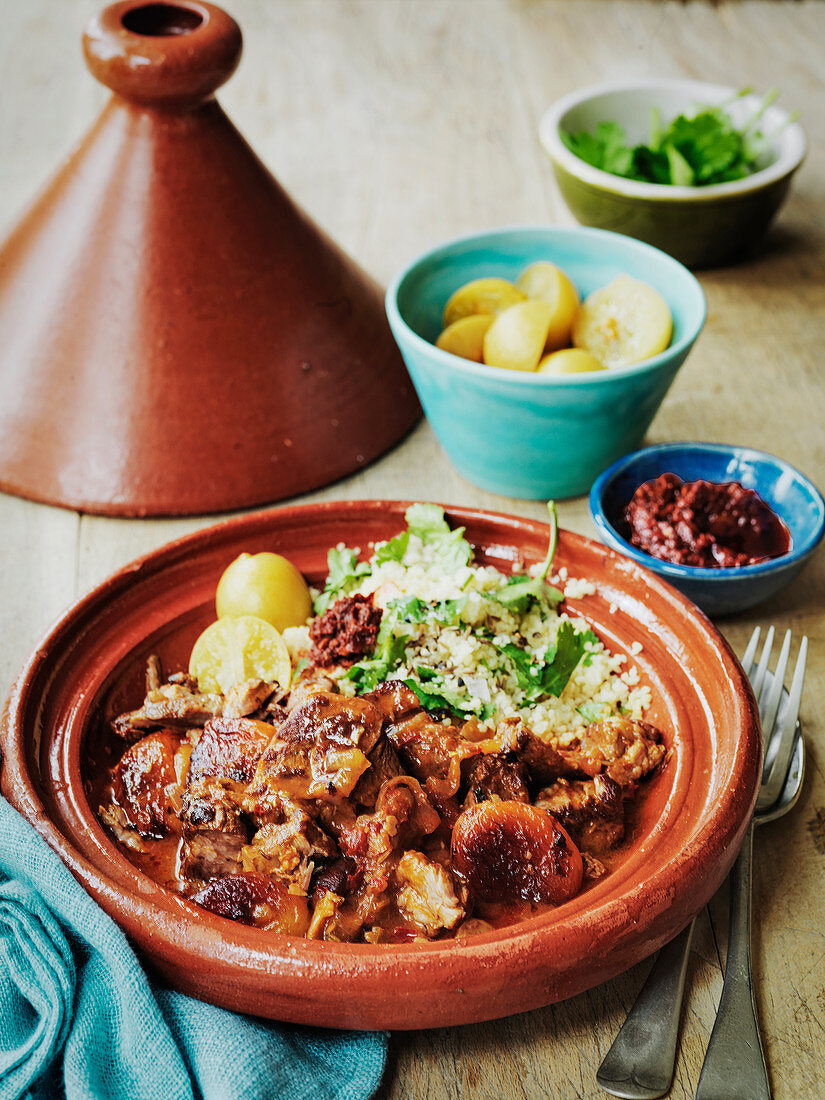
[0,796,387,1100]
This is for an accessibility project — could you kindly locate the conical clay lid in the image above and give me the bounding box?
[0,1,420,516]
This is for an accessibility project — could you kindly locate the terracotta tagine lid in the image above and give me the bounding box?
[0,1,419,516]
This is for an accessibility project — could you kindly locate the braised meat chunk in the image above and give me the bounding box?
[223,678,276,718]
[180,827,247,881]
[395,851,464,937]
[99,731,185,846]
[242,798,338,894]
[113,681,223,741]
[560,718,666,788]
[462,752,530,808]
[192,872,310,934]
[249,692,383,803]
[188,716,275,787]
[535,775,625,855]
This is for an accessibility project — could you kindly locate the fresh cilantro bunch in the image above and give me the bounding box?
[561,88,793,187]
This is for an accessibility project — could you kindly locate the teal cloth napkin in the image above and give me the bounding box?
[0,796,387,1100]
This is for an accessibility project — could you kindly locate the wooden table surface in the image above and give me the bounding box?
[2,2,824,1097]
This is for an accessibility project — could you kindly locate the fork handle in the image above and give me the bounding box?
[596,920,694,1099]
[695,824,771,1100]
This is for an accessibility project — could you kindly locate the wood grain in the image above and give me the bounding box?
[1,1,824,1096]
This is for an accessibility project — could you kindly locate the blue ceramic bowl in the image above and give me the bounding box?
[590,443,825,617]
[385,226,706,499]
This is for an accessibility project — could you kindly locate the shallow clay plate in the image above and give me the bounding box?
[0,501,760,1030]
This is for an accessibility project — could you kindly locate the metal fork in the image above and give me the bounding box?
[596,627,807,1100]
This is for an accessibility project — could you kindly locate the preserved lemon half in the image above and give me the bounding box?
[516,261,580,351]
[483,300,555,372]
[435,314,494,362]
[537,348,606,375]
[189,615,291,695]
[572,275,672,368]
[442,278,525,327]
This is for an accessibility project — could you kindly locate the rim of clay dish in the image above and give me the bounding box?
[540,78,806,202]
[0,500,761,1029]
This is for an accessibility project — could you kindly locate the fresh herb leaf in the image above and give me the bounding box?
[663,141,695,186]
[497,641,540,689]
[561,88,790,188]
[577,701,612,723]
[490,501,561,613]
[313,547,371,614]
[497,621,598,702]
[387,595,466,626]
[630,143,671,185]
[375,530,409,564]
[530,621,595,700]
[403,671,493,721]
[561,121,634,176]
[405,503,473,572]
[405,502,452,540]
[343,616,411,692]
[491,574,564,614]
[374,504,472,572]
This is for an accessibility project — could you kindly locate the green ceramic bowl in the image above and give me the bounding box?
[539,80,806,269]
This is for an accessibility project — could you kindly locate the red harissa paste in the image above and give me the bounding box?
[625,473,791,568]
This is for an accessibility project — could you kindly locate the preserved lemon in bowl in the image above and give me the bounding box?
[435,314,494,362]
[537,348,606,375]
[385,225,706,497]
[442,277,525,327]
[573,275,673,368]
[516,261,580,351]
[482,300,556,372]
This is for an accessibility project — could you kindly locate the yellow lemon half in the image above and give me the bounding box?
[573,275,673,368]
[516,261,580,351]
[482,300,555,372]
[436,314,494,362]
[442,277,525,328]
[537,348,606,375]
[189,615,292,695]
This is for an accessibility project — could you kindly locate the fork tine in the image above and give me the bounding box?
[756,635,807,812]
[740,626,761,679]
[751,625,775,712]
[760,629,792,763]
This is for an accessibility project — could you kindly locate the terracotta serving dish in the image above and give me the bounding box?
[0,502,761,1030]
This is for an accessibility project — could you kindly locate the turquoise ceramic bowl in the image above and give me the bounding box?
[539,80,806,269]
[385,225,706,499]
